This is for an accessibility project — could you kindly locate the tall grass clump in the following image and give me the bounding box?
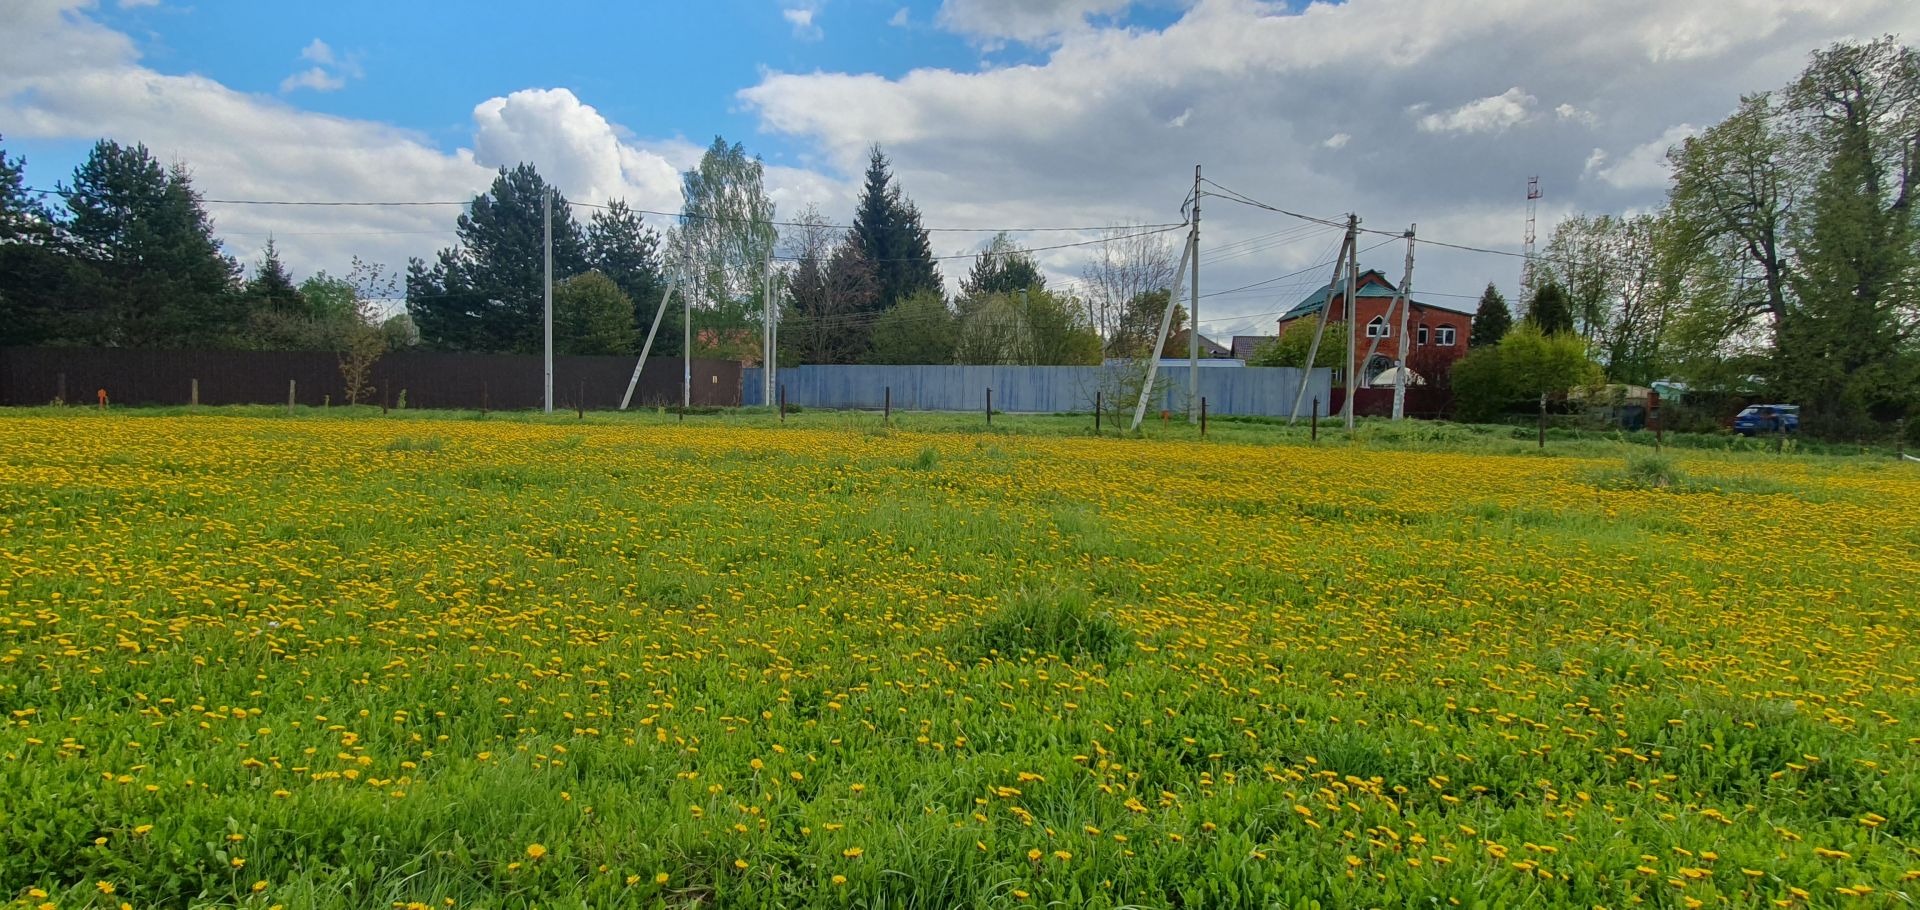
[958,586,1131,664]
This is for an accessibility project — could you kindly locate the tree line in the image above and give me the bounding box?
[1506,36,1919,438]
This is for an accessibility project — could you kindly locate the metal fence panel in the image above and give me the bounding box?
[744,364,1331,417]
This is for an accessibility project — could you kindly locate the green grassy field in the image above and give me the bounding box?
[2,409,1916,909]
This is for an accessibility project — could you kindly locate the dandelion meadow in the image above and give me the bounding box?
[2,413,1916,909]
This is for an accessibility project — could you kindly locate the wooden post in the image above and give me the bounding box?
[287,380,296,415]
[1538,393,1547,449]
[1200,397,1207,437]
[884,386,892,425]
[57,372,66,406]
[778,384,786,423]
[986,388,992,426]
[578,380,585,419]
[1776,411,1786,454]
[482,382,490,415]
[382,384,389,415]
[1095,391,1102,434]
[1649,388,1661,450]
[190,378,199,408]
[1311,397,1318,441]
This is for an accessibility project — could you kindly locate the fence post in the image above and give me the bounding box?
[884,386,891,426]
[190,378,199,409]
[1095,391,1102,434]
[1200,396,1207,437]
[578,380,585,419]
[1898,418,1906,460]
[778,384,786,423]
[1311,397,1319,442]
[1538,394,1547,449]
[1776,414,1785,454]
[986,388,992,426]
[287,380,296,416]
[382,384,389,416]
[1649,389,1661,450]
[482,382,490,415]
[57,372,66,406]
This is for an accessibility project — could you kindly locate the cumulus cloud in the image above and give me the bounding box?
[1324,133,1350,149]
[1417,87,1537,134]
[281,37,361,93]
[280,67,344,93]
[936,0,1135,44]
[1555,103,1598,127]
[1586,123,1698,189]
[783,5,824,40]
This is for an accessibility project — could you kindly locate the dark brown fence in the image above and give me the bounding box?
[1328,387,1453,419]
[0,347,742,410]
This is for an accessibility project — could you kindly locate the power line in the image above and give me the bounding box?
[26,186,1184,236]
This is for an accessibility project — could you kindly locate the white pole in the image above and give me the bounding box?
[1130,229,1193,430]
[764,250,775,407]
[1342,220,1360,431]
[1287,227,1353,423]
[542,187,554,414]
[1187,165,1201,423]
[1392,225,1416,421]
[769,268,781,402]
[621,276,678,410]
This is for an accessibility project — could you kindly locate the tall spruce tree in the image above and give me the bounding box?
[1469,283,1512,347]
[851,146,941,310]
[1525,282,1576,336]
[0,136,77,347]
[408,164,587,352]
[586,200,673,354]
[62,141,241,347]
[245,239,305,315]
[961,232,1044,298]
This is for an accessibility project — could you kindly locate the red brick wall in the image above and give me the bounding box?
[1275,277,1468,381]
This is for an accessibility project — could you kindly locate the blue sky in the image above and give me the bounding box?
[6,0,1916,338]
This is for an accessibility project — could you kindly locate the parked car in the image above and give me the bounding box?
[1733,404,1799,436]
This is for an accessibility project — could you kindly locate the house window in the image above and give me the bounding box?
[1366,316,1389,338]
[1436,326,1456,346]
[1417,325,1429,346]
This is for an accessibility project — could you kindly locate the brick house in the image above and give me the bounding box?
[1273,269,1470,385]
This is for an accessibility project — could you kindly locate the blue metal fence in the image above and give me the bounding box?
[742,364,1332,417]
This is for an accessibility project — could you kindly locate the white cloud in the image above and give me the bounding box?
[300,38,336,66]
[1324,132,1350,149]
[117,0,158,7]
[280,66,345,93]
[889,7,910,27]
[1554,102,1597,127]
[1166,107,1192,128]
[1417,87,1537,134]
[783,6,824,40]
[282,37,361,93]
[936,0,1134,44]
[1587,123,1697,189]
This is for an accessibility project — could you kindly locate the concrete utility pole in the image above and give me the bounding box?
[1288,222,1354,424]
[1130,229,1193,431]
[1392,225,1416,420]
[1188,165,1202,423]
[1341,217,1360,431]
[621,276,678,410]
[682,252,693,412]
[543,187,554,414]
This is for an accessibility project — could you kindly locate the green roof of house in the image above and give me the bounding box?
[1278,269,1468,321]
